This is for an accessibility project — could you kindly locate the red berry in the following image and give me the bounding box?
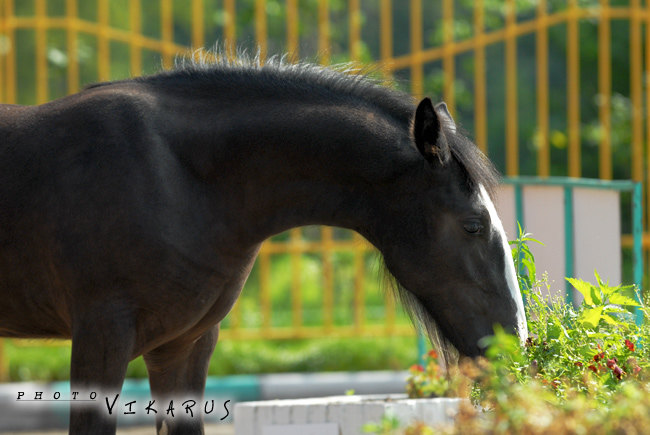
[613,366,624,380]
[588,364,598,374]
[606,359,616,369]
[625,339,635,352]
[593,352,605,362]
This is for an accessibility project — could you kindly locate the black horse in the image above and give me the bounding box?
[0,55,527,434]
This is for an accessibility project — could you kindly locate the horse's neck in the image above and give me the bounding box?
[168,97,417,247]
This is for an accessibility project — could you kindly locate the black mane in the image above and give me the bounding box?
[136,54,416,128]
[135,54,499,196]
[89,51,498,199]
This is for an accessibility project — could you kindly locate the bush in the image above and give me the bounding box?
[393,227,650,434]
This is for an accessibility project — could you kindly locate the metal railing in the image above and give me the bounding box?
[504,177,644,321]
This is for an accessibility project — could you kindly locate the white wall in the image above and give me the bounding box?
[495,184,621,304]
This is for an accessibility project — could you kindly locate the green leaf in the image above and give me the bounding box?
[547,321,562,340]
[578,306,604,329]
[361,423,381,433]
[600,313,619,325]
[481,324,525,364]
[546,319,571,342]
[567,277,598,306]
[608,294,642,308]
[585,331,609,340]
[607,286,641,307]
[522,257,537,284]
[594,270,605,288]
[590,284,603,306]
[522,236,545,246]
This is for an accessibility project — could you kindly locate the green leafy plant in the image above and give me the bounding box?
[568,271,641,329]
[362,413,402,435]
[508,228,647,398]
[396,226,650,433]
[509,223,544,294]
[405,350,464,398]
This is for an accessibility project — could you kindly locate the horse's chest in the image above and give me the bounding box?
[190,253,257,329]
[132,247,259,352]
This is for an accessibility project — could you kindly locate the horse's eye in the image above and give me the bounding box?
[463,222,483,234]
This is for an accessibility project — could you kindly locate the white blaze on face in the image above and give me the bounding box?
[479,185,529,343]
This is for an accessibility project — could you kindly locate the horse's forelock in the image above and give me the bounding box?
[446,127,500,201]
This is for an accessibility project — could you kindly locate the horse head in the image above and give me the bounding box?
[381,98,528,361]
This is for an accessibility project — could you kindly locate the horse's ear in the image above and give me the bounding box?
[434,102,456,133]
[413,98,451,166]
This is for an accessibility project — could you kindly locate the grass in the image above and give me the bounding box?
[5,336,417,382]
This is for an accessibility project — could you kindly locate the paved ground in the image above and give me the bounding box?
[2,424,234,435]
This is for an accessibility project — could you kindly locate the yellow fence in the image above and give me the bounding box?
[1,0,650,380]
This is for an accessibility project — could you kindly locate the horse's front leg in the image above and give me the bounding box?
[69,302,136,435]
[143,325,219,435]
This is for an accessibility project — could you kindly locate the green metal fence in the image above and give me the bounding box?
[504,176,644,323]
